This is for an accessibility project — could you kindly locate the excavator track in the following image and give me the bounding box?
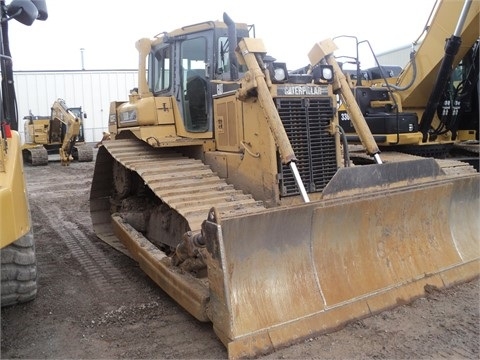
[23,147,48,166]
[453,140,480,154]
[94,139,266,248]
[349,148,478,176]
[73,144,94,162]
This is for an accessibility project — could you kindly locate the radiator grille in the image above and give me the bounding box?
[276,97,337,196]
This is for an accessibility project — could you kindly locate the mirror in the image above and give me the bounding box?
[7,0,38,26]
[31,0,48,20]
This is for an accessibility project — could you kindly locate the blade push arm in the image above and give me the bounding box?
[235,38,311,202]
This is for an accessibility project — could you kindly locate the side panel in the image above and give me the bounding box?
[0,132,31,247]
[214,94,244,152]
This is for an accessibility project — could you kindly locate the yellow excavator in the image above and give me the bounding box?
[89,10,479,359]
[1,0,48,307]
[336,0,479,170]
[22,98,93,166]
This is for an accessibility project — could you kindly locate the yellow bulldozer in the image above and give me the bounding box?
[1,0,48,307]
[22,98,93,166]
[89,10,479,359]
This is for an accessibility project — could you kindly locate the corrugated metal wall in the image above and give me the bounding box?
[13,70,138,143]
[376,44,413,68]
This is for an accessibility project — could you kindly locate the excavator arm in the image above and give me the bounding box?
[397,0,479,108]
[50,98,81,166]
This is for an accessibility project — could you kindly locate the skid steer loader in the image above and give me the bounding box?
[89,12,479,359]
[1,0,48,307]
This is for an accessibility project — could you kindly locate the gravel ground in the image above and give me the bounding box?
[1,152,479,359]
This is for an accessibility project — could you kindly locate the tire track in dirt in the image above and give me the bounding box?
[38,200,136,296]
[26,162,137,298]
[426,306,479,359]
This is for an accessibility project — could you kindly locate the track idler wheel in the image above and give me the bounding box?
[172,231,206,272]
[113,161,132,198]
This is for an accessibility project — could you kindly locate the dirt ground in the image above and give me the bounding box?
[1,149,479,359]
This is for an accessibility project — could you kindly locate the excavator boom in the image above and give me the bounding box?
[337,0,479,169]
[398,0,479,107]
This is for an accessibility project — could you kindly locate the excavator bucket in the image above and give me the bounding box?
[201,162,479,359]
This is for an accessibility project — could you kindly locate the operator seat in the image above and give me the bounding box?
[186,70,207,131]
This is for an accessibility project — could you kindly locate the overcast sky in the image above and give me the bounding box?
[7,0,437,71]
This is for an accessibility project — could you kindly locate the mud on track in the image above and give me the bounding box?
[1,149,479,359]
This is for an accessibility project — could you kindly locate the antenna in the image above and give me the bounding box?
[80,48,85,70]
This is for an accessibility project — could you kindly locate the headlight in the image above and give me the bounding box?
[312,64,334,84]
[119,109,137,123]
[274,67,287,82]
[268,62,288,84]
[321,67,333,81]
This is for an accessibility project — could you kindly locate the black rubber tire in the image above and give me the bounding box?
[1,232,38,307]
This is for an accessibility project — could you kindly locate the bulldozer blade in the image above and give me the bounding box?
[202,172,479,359]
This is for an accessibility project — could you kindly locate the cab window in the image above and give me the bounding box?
[181,37,208,132]
[150,46,171,93]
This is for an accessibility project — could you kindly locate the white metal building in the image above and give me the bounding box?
[376,44,414,68]
[12,52,412,145]
[13,69,138,143]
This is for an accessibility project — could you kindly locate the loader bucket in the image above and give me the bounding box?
[202,170,479,359]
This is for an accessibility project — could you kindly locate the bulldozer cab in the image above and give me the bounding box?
[148,22,251,134]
